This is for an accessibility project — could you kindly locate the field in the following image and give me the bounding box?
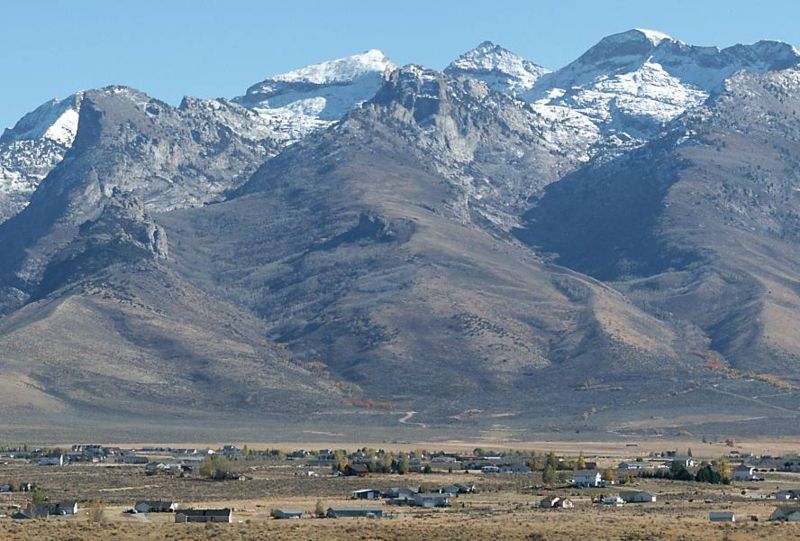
[1,441,800,541]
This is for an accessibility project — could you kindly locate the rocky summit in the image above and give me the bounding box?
[1,31,799,440]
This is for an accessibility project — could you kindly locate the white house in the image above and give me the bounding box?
[571,470,603,487]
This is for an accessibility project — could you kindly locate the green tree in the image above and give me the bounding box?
[31,487,47,505]
[398,453,411,474]
[545,452,559,471]
[542,464,557,484]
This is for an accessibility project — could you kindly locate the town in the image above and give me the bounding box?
[1,440,799,539]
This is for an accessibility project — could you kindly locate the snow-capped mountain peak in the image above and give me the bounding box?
[445,41,549,96]
[234,49,397,134]
[267,49,395,85]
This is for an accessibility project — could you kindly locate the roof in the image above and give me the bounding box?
[328,507,383,512]
[572,469,600,476]
[177,508,231,517]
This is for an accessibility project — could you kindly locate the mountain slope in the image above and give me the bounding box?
[158,67,711,427]
[517,66,800,383]
[0,94,83,223]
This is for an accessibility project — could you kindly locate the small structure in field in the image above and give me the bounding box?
[539,496,574,509]
[272,509,304,519]
[709,511,736,522]
[414,493,450,508]
[343,464,369,477]
[619,491,657,503]
[733,465,758,482]
[38,455,64,467]
[48,502,79,516]
[326,506,383,518]
[352,488,382,500]
[134,501,177,513]
[769,506,800,522]
[175,508,233,523]
[601,496,624,507]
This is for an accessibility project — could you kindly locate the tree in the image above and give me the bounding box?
[31,487,47,505]
[332,450,349,473]
[715,456,732,483]
[381,452,393,473]
[545,452,559,471]
[577,451,587,470]
[695,464,722,484]
[314,500,325,517]
[398,453,411,474]
[542,465,557,484]
[602,469,617,483]
[687,448,693,458]
[7,476,20,492]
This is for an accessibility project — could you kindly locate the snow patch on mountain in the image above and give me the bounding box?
[445,41,550,96]
[526,29,800,142]
[0,94,84,223]
[236,49,396,124]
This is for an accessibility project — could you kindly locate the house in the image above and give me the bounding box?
[774,490,799,501]
[601,496,624,506]
[11,504,50,520]
[38,455,64,467]
[134,501,177,513]
[352,488,382,500]
[326,506,383,518]
[571,470,603,487]
[175,508,233,523]
[709,511,736,522]
[272,509,304,519]
[539,496,574,509]
[343,464,369,477]
[733,465,758,482]
[769,506,800,522]
[481,465,500,473]
[671,456,697,469]
[48,502,79,516]
[383,487,418,500]
[414,493,450,508]
[620,491,657,503]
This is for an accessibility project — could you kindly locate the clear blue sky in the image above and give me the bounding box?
[2,0,800,130]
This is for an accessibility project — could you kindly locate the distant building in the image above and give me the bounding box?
[733,465,758,482]
[539,496,574,509]
[384,487,418,500]
[38,455,64,467]
[769,506,800,522]
[601,496,624,506]
[619,491,657,503]
[709,511,736,522]
[571,470,603,487]
[272,509,304,519]
[343,464,369,477]
[134,501,177,513]
[352,489,382,500]
[326,507,383,518]
[175,508,233,523]
[414,493,450,508]
[48,502,79,516]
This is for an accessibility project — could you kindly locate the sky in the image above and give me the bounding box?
[2,0,800,130]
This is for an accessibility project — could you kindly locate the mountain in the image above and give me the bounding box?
[517,66,800,388]
[0,94,83,223]
[444,41,549,96]
[1,31,799,438]
[0,51,396,227]
[525,29,800,141]
[235,49,396,135]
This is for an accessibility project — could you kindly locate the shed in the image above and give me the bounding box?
[709,511,736,522]
[135,501,177,513]
[414,493,450,508]
[352,488,382,500]
[272,509,304,519]
[326,507,383,518]
[620,491,657,503]
[769,506,800,522]
[175,508,233,523]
